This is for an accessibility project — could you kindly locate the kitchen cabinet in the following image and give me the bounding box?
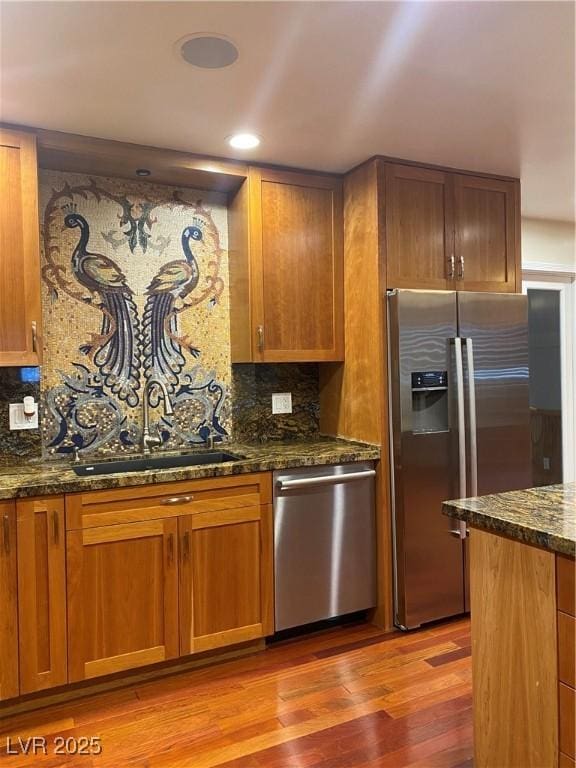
[385,163,455,290]
[65,473,272,681]
[453,174,518,292]
[0,128,42,366]
[384,162,520,292]
[179,503,273,654]
[0,501,18,701]
[66,517,179,682]
[17,496,67,693]
[229,167,344,362]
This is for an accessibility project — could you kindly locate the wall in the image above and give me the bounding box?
[522,218,576,267]
[39,170,231,456]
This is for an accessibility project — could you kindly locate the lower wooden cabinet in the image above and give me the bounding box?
[179,503,273,655]
[17,496,67,693]
[67,518,180,682]
[0,500,18,701]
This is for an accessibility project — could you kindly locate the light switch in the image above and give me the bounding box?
[272,393,292,415]
[9,402,39,430]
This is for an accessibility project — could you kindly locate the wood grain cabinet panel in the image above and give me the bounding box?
[453,174,518,292]
[0,128,42,366]
[558,554,576,617]
[179,503,273,655]
[558,611,575,688]
[560,682,575,760]
[230,168,343,362]
[17,496,67,693]
[0,501,18,701]
[385,163,454,290]
[67,518,179,682]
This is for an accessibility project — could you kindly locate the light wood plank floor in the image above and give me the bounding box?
[0,618,473,767]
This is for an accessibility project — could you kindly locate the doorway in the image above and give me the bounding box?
[523,278,575,484]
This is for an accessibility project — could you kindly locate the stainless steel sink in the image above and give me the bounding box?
[72,451,243,477]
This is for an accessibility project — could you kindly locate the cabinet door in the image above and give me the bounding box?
[0,129,42,366]
[250,168,343,362]
[385,163,455,290]
[179,504,273,654]
[17,496,67,693]
[453,174,518,292]
[0,501,18,700]
[67,518,179,682]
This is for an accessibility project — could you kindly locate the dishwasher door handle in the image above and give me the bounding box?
[276,469,376,491]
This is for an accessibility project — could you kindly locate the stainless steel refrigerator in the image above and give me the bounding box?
[388,289,531,629]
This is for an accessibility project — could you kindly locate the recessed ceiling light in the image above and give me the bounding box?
[178,34,239,69]
[227,133,261,150]
[135,168,151,177]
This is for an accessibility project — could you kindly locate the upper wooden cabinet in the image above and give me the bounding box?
[229,167,344,362]
[17,496,67,693]
[384,161,520,293]
[0,128,42,366]
[0,501,18,701]
[385,164,455,290]
[453,174,518,292]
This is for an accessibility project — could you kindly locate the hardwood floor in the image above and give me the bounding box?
[0,618,472,767]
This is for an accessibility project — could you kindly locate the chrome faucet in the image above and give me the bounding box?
[142,379,174,453]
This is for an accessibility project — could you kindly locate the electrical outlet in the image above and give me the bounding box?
[9,403,39,430]
[543,457,551,471]
[272,392,292,415]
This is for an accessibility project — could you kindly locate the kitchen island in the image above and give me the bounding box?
[444,484,575,768]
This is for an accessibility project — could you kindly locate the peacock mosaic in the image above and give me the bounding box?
[39,170,231,457]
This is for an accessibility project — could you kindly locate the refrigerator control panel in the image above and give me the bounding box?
[411,371,447,390]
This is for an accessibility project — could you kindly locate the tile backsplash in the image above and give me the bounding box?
[39,170,231,457]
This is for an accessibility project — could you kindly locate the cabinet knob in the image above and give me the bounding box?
[256,325,264,353]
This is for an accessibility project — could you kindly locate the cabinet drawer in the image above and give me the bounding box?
[559,611,576,688]
[66,473,272,530]
[558,555,575,617]
[560,683,575,759]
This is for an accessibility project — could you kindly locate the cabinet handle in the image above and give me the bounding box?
[167,533,174,564]
[51,511,59,544]
[182,531,190,562]
[162,496,193,505]
[457,255,464,280]
[3,514,10,554]
[448,255,455,279]
[256,325,264,353]
[31,321,38,353]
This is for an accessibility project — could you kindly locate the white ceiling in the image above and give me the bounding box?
[1,1,574,221]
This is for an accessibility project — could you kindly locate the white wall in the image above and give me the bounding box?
[522,218,575,267]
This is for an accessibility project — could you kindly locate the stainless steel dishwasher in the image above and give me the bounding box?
[273,462,377,631]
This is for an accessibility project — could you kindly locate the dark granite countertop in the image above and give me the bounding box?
[443,483,576,557]
[0,437,380,500]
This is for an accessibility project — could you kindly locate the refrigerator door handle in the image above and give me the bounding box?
[465,337,479,497]
[453,337,468,540]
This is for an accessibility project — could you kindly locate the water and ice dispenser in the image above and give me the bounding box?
[410,371,449,434]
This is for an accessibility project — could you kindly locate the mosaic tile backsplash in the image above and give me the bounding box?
[39,170,231,457]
